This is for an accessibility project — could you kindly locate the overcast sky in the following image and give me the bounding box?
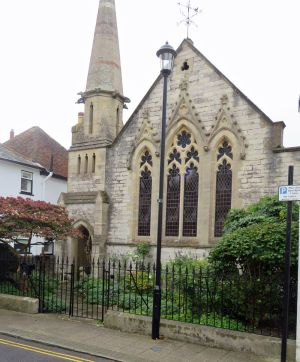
[0,0,299,149]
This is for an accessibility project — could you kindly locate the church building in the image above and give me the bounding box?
[58,0,300,264]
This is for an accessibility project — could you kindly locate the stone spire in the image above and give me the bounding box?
[86,0,123,95]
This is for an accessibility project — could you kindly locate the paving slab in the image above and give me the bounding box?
[0,309,282,362]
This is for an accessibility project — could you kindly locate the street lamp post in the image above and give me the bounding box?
[152,42,177,340]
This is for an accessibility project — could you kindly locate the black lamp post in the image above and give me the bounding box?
[152,42,176,340]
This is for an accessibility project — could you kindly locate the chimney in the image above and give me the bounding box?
[10,129,14,140]
[272,121,286,148]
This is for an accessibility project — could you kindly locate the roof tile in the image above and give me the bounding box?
[4,126,68,178]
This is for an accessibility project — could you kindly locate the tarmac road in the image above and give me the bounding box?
[0,334,116,362]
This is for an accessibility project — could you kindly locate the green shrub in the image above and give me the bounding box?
[208,195,298,330]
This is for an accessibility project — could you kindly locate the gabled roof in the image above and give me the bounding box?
[0,144,43,169]
[112,38,275,146]
[180,39,274,125]
[4,126,68,178]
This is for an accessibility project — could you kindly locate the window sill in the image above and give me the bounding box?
[20,191,34,196]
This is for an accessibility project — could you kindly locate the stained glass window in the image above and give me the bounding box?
[166,165,181,236]
[138,166,152,236]
[183,164,199,236]
[214,159,232,237]
[165,129,200,238]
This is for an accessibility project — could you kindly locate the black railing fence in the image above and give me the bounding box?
[0,256,296,338]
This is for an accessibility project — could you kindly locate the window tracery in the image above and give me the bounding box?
[177,130,191,148]
[217,141,233,160]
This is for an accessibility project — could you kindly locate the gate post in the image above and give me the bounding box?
[69,261,75,317]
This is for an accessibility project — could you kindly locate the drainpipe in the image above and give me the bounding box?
[42,155,54,201]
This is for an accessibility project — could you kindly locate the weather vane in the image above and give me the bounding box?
[178,1,202,39]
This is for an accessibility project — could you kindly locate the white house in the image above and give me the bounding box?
[0,137,67,254]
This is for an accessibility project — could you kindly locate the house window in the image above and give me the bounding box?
[43,242,54,255]
[214,141,233,237]
[137,150,153,236]
[165,129,200,237]
[20,171,33,195]
[14,238,31,255]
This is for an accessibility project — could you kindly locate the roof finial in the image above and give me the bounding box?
[177,1,202,39]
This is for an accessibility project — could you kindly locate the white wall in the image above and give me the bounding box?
[0,159,66,203]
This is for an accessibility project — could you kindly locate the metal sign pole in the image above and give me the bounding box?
[297,204,300,362]
[281,165,294,362]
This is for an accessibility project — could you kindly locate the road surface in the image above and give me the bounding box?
[0,334,115,361]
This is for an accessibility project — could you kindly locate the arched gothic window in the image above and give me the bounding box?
[116,107,120,134]
[89,103,94,134]
[84,154,88,173]
[137,150,153,236]
[166,165,181,236]
[166,129,200,237]
[183,163,199,236]
[77,155,81,174]
[92,153,96,173]
[214,141,233,237]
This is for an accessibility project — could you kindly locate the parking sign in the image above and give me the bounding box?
[278,185,300,201]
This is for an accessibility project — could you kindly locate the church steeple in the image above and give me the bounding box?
[73,0,128,148]
[86,0,123,95]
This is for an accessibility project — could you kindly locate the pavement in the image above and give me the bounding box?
[0,308,283,362]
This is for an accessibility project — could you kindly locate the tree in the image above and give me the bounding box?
[0,196,77,254]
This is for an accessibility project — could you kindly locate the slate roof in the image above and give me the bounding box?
[4,127,68,179]
[0,144,43,169]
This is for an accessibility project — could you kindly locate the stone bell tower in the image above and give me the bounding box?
[58,0,128,262]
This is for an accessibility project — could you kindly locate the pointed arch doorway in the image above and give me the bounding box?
[76,225,92,275]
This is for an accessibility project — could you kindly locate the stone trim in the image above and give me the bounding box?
[273,146,300,153]
[62,192,98,204]
[106,241,214,249]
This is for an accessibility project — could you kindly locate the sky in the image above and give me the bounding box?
[0,0,299,149]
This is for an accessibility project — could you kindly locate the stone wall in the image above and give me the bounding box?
[105,40,300,260]
[104,311,296,361]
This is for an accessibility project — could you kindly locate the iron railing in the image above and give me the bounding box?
[0,256,296,338]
